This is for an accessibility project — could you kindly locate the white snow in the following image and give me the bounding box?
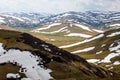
[100,53,120,63]
[2,15,24,22]
[0,17,5,20]
[87,59,100,63]
[110,24,120,27]
[73,23,92,32]
[21,78,32,80]
[0,20,5,23]
[109,40,120,52]
[72,47,95,53]
[22,17,31,21]
[32,23,61,31]
[0,43,52,80]
[37,26,68,34]
[0,43,6,54]
[62,13,71,17]
[96,51,103,54]
[65,33,92,38]
[107,32,120,37]
[92,29,104,33]
[101,44,106,47]
[100,41,120,63]
[6,73,20,79]
[113,61,120,65]
[59,34,104,48]
[0,17,5,23]
[109,44,120,52]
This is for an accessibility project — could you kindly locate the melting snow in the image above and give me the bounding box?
[6,73,20,79]
[113,61,120,65]
[101,44,106,47]
[59,34,104,48]
[0,43,6,54]
[96,51,103,54]
[2,15,24,22]
[92,29,104,33]
[32,23,61,31]
[65,33,92,38]
[21,78,32,80]
[0,43,52,80]
[100,53,120,63]
[0,17,5,23]
[72,47,95,53]
[110,24,120,27]
[107,32,120,37]
[38,26,68,34]
[73,23,92,32]
[87,59,100,63]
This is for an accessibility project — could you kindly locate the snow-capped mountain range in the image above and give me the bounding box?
[0,11,120,29]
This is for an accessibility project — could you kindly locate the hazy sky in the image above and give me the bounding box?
[0,0,120,13]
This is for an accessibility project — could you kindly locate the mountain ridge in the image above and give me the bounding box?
[0,11,120,29]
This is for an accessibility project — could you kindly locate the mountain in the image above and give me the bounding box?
[0,12,50,27]
[30,22,104,48]
[0,11,120,29]
[31,23,103,38]
[0,29,116,80]
[59,28,120,76]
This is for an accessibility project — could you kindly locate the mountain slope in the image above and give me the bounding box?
[59,28,120,76]
[0,30,115,80]
[31,23,103,38]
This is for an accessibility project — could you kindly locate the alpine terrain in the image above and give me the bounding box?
[0,29,117,80]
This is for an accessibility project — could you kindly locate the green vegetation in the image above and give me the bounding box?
[0,30,33,50]
[0,29,115,80]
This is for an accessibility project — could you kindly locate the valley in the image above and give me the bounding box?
[0,11,120,80]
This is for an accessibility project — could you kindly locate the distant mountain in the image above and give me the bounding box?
[0,29,115,80]
[0,11,120,29]
[44,11,120,29]
[0,12,51,27]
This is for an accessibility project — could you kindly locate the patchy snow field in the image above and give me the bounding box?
[59,34,104,48]
[0,43,52,80]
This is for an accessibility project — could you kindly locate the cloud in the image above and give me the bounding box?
[0,0,119,13]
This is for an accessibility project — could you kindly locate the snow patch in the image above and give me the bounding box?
[65,33,92,38]
[113,61,120,65]
[38,26,68,34]
[21,78,32,80]
[92,29,104,33]
[107,32,120,37]
[73,23,92,32]
[101,44,106,47]
[0,17,5,23]
[32,23,61,31]
[110,24,120,27]
[0,43,52,80]
[72,47,95,53]
[2,15,24,22]
[96,51,103,54]
[59,34,104,48]
[100,53,120,63]
[87,59,100,63]
[6,73,20,79]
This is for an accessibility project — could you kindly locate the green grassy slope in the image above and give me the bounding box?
[0,30,115,80]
